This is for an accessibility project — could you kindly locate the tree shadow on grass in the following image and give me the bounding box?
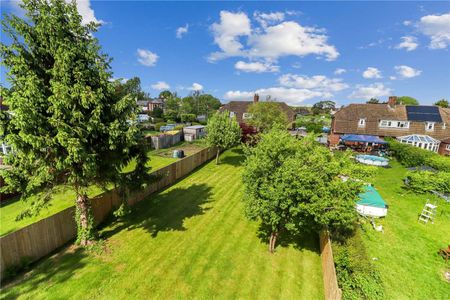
[100,183,213,239]
[220,148,245,167]
[1,247,87,298]
[256,224,320,254]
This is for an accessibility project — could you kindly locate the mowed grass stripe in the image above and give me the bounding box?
[1,149,323,300]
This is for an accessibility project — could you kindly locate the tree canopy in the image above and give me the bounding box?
[243,128,372,252]
[206,110,241,164]
[0,0,148,245]
[312,100,336,115]
[112,77,150,101]
[396,96,419,105]
[366,98,380,104]
[434,99,449,108]
[248,101,289,132]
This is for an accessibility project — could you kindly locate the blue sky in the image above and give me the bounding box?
[1,1,450,106]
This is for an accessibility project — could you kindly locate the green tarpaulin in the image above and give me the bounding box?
[357,185,387,208]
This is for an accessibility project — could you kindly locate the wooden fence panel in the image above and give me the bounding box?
[0,147,216,279]
[319,230,342,300]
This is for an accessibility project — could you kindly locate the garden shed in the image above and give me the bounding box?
[183,125,205,142]
[397,134,440,153]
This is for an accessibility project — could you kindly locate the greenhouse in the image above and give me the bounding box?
[396,134,441,153]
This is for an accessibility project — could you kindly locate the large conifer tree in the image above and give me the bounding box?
[0,0,145,245]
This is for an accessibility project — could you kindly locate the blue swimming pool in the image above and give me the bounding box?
[356,155,389,166]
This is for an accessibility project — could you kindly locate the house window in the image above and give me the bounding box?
[443,123,446,130]
[425,122,435,131]
[243,113,253,120]
[358,118,366,127]
[229,111,236,118]
[446,144,450,150]
[379,120,409,129]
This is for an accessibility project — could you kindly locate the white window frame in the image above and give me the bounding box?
[229,111,236,118]
[379,120,410,129]
[425,122,435,131]
[446,144,450,151]
[243,113,253,120]
[358,118,366,127]
[442,123,446,130]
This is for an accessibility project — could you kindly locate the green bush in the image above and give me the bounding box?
[155,122,167,131]
[180,113,196,123]
[174,125,184,131]
[405,170,450,194]
[152,117,164,124]
[333,229,385,300]
[387,139,450,171]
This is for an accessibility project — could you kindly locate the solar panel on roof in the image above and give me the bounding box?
[406,106,442,122]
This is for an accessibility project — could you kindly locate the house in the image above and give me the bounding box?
[136,99,164,113]
[438,138,450,156]
[219,94,296,125]
[329,96,450,153]
[183,125,205,142]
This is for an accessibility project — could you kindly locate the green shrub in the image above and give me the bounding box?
[155,122,167,131]
[333,229,385,300]
[387,139,450,171]
[152,117,164,124]
[180,113,196,123]
[405,170,450,194]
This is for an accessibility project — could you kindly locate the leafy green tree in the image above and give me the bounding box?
[158,90,172,100]
[112,77,150,101]
[0,0,147,245]
[180,113,196,123]
[366,98,379,104]
[311,100,335,115]
[243,128,371,252]
[151,106,164,118]
[206,110,241,164]
[397,96,419,105]
[434,99,449,108]
[248,101,288,132]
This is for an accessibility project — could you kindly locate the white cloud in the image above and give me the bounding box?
[247,21,339,61]
[209,11,252,61]
[224,87,327,105]
[189,83,203,91]
[278,74,349,92]
[334,68,346,75]
[253,11,285,27]
[235,60,279,73]
[395,36,419,51]
[66,0,104,25]
[394,65,422,78]
[389,76,397,80]
[417,13,450,49]
[137,49,158,67]
[403,20,412,26]
[176,24,189,39]
[350,83,392,99]
[151,81,170,90]
[209,11,339,62]
[362,67,382,79]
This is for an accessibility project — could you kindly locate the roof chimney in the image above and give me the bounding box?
[388,96,397,108]
[253,93,259,103]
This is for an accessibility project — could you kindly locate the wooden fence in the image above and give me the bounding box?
[319,230,342,300]
[0,147,217,278]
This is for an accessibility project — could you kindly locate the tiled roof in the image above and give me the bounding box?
[220,101,295,123]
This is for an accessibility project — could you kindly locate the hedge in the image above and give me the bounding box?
[333,228,385,300]
[405,170,450,194]
[387,139,450,172]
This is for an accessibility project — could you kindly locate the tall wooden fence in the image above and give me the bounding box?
[0,147,217,278]
[319,230,342,300]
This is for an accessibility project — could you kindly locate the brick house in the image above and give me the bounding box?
[329,96,450,152]
[438,138,450,156]
[137,99,164,113]
[219,94,296,124]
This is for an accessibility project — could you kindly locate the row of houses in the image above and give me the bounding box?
[329,96,450,155]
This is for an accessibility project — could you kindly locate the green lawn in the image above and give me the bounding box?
[1,149,323,299]
[0,142,205,236]
[361,160,450,299]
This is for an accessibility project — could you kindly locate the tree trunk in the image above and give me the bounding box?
[215,148,220,165]
[76,193,94,246]
[269,231,278,253]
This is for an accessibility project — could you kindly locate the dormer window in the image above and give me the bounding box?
[358,118,366,127]
[425,122,435,131]
[229,111,236,118]
[443,123,447,130]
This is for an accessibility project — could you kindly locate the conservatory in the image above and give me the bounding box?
[397,134,441,153]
